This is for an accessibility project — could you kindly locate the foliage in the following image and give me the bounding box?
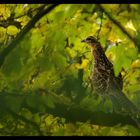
[0,4,140,136]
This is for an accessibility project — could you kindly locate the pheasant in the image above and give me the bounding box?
[81,36,140,126]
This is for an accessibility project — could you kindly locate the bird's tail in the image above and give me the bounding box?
[109,91,140,128]
[110,92,138,114]
[110,77,139,115]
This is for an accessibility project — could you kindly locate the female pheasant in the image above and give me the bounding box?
[81,36,140,126]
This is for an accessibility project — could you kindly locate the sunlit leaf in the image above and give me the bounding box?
[7,25,19,35]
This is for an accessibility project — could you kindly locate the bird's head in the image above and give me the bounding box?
[81,36,99,47]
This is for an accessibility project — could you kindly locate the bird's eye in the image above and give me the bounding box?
[86,38,91,41]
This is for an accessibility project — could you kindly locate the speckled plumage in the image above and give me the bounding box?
[81,36,140,127]
[90,41,122,95]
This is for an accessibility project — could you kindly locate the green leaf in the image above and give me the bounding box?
[4,95,23,113]
[7,25,19,35]
[26,94,46,113]
[43,94,55,109]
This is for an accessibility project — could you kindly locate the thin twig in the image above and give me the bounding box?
[0,4,58,68]
[6,107,43,135]
[97,4,137,46]
[96,11,104,40]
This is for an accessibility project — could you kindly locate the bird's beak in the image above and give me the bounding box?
[81,39,86,43]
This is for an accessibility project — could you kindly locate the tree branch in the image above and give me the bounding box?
[0,4,59,68]
[97,4,137,46]
[45,101,139,128]
[0,92,139,129]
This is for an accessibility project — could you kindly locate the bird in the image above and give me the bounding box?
[81,36,140,127]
